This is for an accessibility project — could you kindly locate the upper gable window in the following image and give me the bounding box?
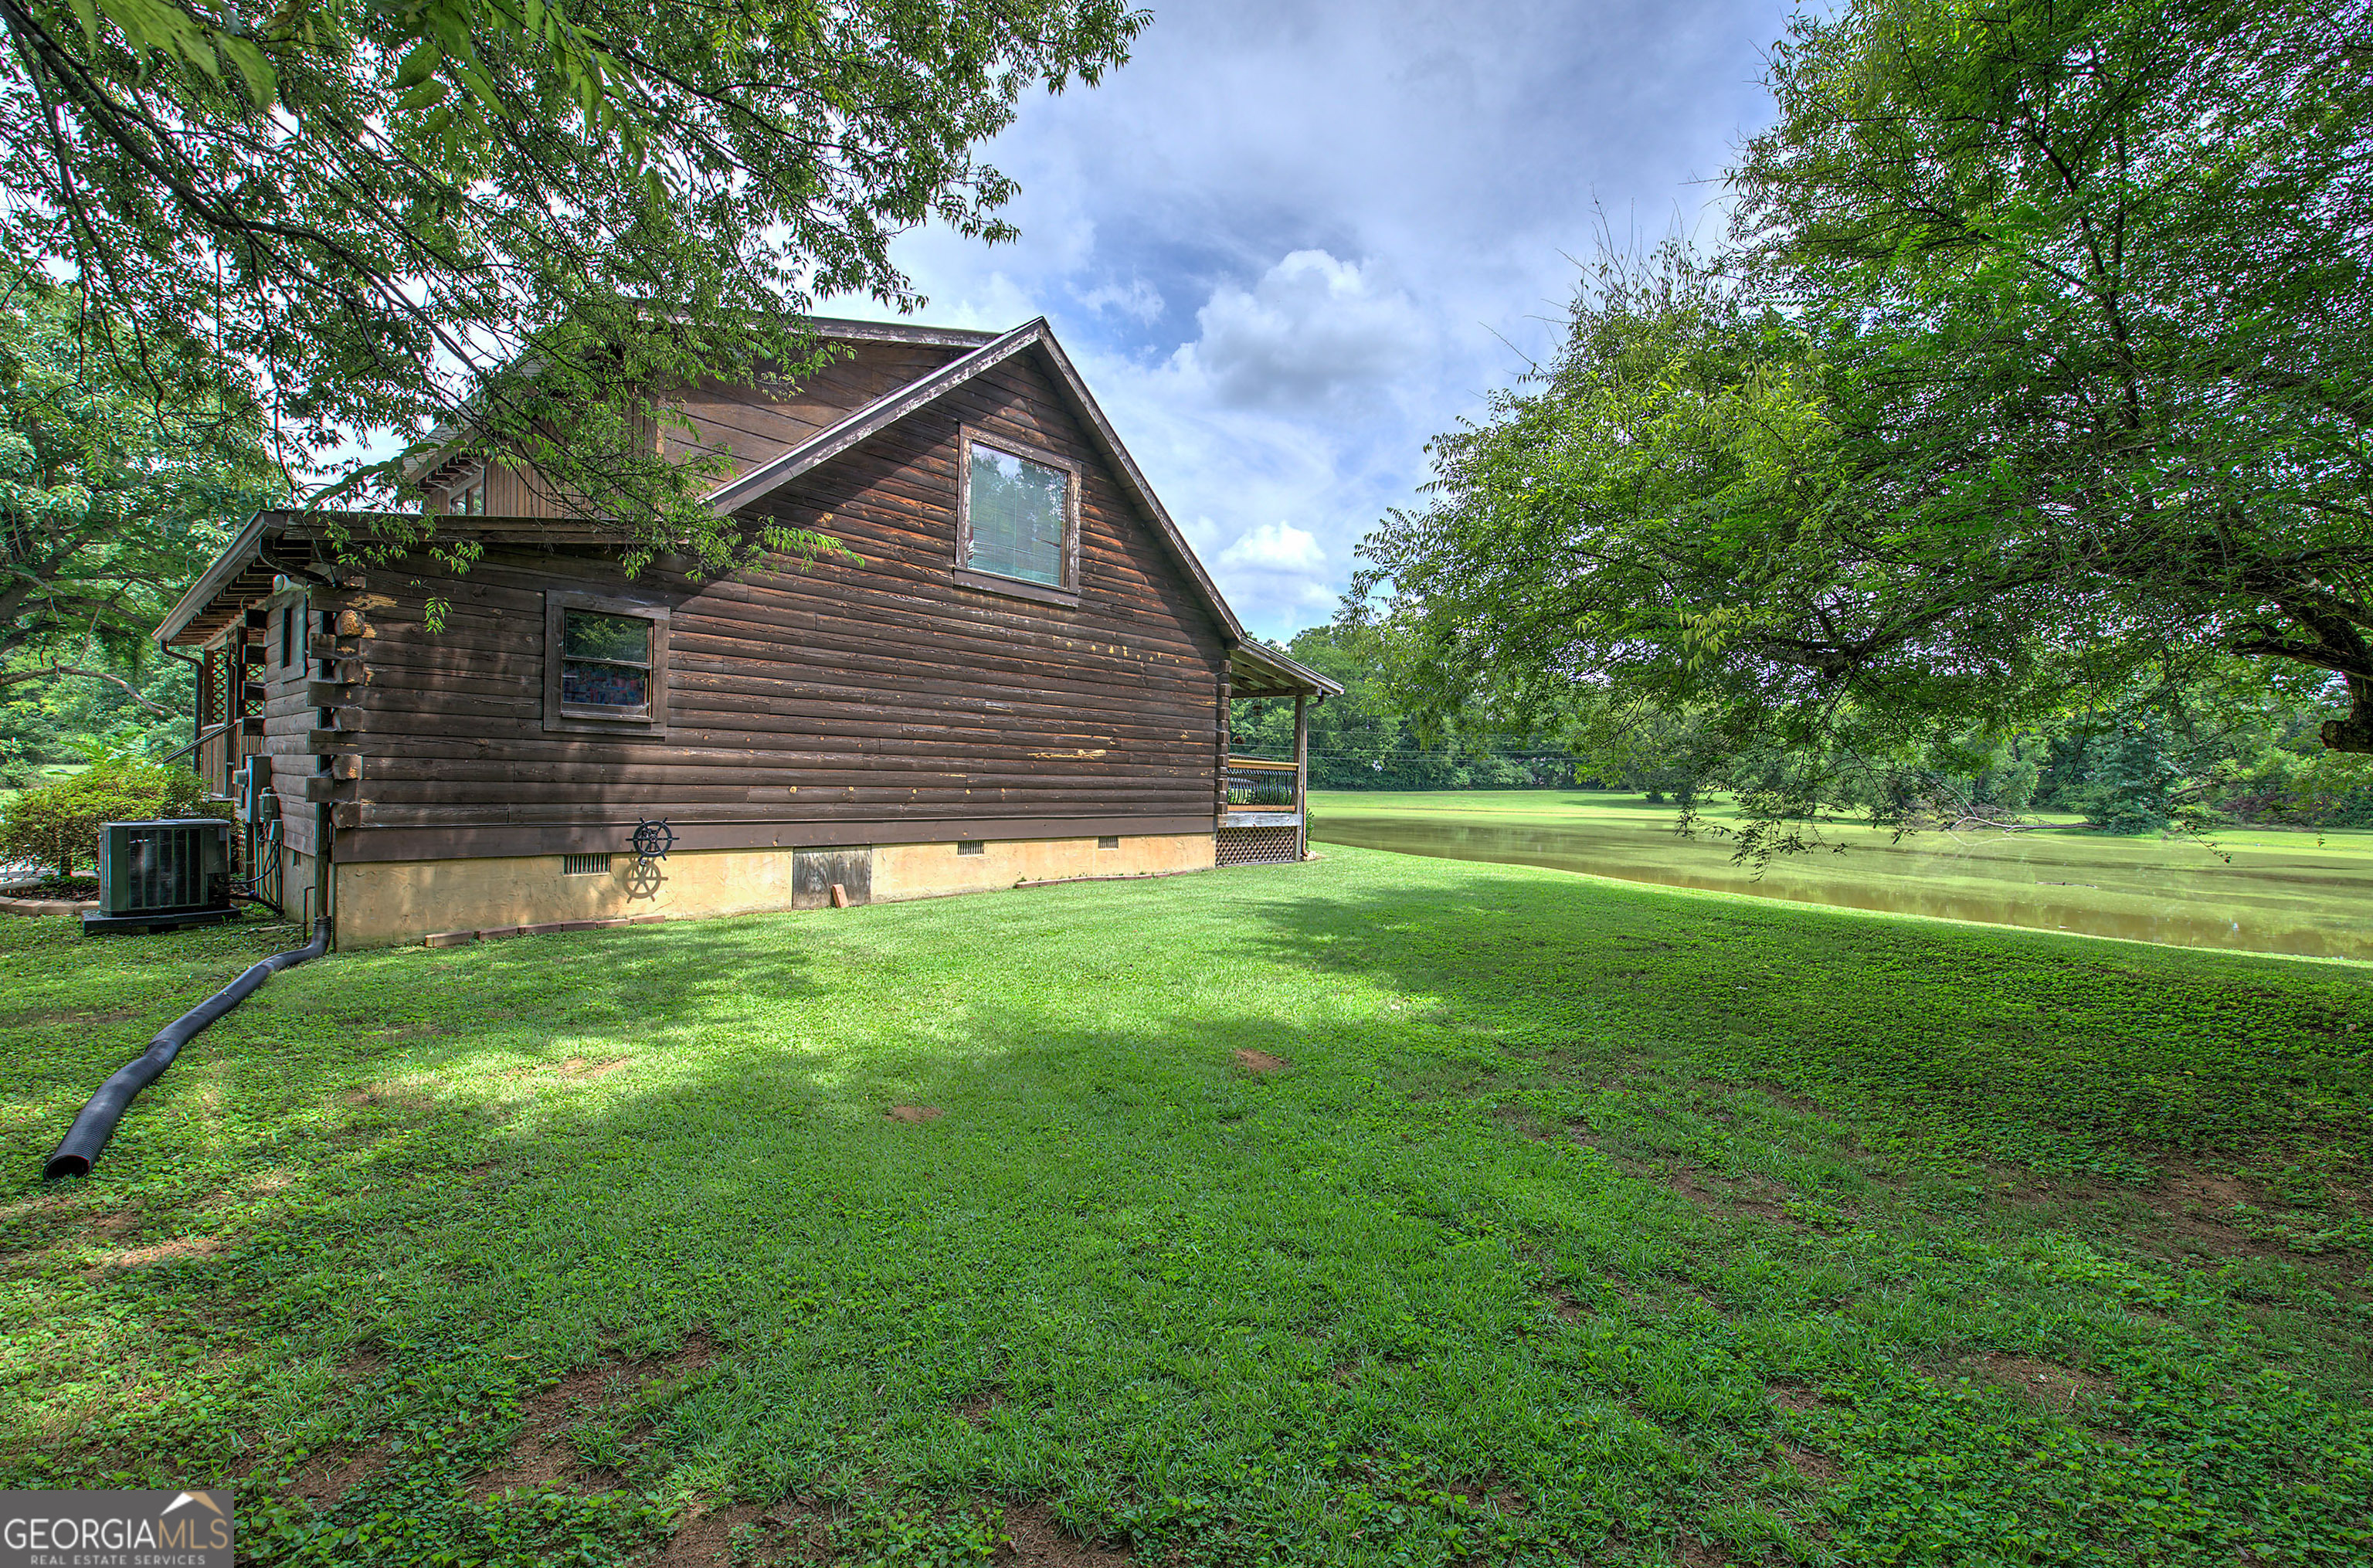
[956,428,1080,603]
[445,466,487,515]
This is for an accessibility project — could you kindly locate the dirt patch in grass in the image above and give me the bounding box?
[1233,1049,1288,1075]
[501,1055,630,1081]
[1939,1352,2112,1417]
[954,1383,1007,1424]
[1767,1382,1824,1414]
[1570,1137,1656,1178]
[1779,1442,1838,1484]
[289,1440,389,1507]
[1492,1104,1559,1139]
[81,1206,141,1237]
[644,1499,831,1567]
[2009,1161,2367,1276]
[87,1234,225,1272]
[364,1022,454,1042]
[999,1502,1134,1566]
[643,1499,768,1566]
[887,1105,945,1123]
[1668,1166,1807,1229]
[472,1331,716,1501]
[2148,1173,2285,1260]
[2,1001,141,1029]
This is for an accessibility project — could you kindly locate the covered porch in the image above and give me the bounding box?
[1220,641,1344,866]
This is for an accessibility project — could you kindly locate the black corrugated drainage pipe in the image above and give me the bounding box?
[44,918,331,1179]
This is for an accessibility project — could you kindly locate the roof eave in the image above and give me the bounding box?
[394,318,1000,487]
[154,511,280,646]
[704,321,1049,515]
[704,319,1250,647]
[1230,640,1346,699]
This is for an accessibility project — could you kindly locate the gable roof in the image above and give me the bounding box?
[397,316,1000,489]
[158,318,1342,697]
[706,317,1248,647]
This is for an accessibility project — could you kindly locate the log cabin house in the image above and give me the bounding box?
[154,317,1340,948]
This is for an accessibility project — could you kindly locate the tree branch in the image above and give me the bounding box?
[0,660,168,713]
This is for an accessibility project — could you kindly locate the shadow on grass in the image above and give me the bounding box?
[5,863,2372,1566]
[1224,871,2373,1187]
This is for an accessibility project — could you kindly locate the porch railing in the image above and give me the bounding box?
[1225,755,1301,810]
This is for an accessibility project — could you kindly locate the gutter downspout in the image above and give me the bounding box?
[161,645,205,769]
[314,801,334,940]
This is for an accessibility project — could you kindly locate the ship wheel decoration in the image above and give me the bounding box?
[630,818,675,864]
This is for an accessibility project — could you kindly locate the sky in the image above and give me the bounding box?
[820,0,1795,643]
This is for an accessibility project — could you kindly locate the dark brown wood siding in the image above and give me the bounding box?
[258,595,321,854]
[343,348,1230,861]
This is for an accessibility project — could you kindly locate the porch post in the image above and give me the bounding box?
[1217,671,1233,818]
[1293,692,1309,860]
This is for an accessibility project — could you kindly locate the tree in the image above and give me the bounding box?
[1227,625,1584,790]
[2,277,286,724]
[1353,0,2373,850]
[1729,0,2373,754]
[0,0,1147,573]
[1349,246,1923,840]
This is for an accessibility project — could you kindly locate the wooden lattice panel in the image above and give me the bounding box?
[1217,826,1299,867]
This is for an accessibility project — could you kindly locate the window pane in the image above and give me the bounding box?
[562,660,648,708]
[563,608,649,664]
[966,443,1068,585]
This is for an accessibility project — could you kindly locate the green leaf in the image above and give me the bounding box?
[394,42,444,91]
[216,35,278,107]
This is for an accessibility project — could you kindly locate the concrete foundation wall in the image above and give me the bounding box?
[330,832,1218,949]
[871,833,1214,901]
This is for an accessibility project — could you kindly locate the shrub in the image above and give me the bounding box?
[0,758,219,880]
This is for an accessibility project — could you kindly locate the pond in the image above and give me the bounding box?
[1309,790,2373,963]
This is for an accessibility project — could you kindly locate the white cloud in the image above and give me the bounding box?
[1073,277,1164,324]
[1217,521,1326,573]
[1173,251,1428,407]
[818,0,1791,639]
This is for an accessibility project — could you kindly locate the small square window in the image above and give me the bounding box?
[562,609,651,708]
[545,592,669,735]
[956,840,985,857]
[1097,836,1120,850]
[955,427,1080,602]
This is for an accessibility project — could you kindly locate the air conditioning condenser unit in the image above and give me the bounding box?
[83,819,237,935]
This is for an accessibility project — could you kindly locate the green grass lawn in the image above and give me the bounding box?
[2,849,2370,1566]
[1311,789,2373,963]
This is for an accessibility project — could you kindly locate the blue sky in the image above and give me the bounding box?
[823,0,1793,642]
